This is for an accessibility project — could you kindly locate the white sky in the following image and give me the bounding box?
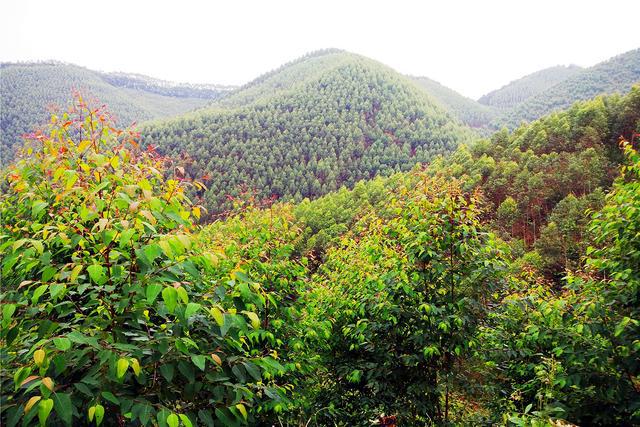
[2,0,639,99]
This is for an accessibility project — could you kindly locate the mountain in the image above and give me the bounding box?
[496,48,640,127]
[0,62,233,162]
[141,49,475,216]
[478,65,583,111]
[410,75,498,128]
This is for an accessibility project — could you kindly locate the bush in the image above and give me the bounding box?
[0,97,291,426]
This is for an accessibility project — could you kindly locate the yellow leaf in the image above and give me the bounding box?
[109,156,119,169]
[77,140,92,152]
[88,405,95,421]
[245,311,261,330]
[192,206,201,219]
[210,307,224,327]
[41,377,54,391]
[33,349,46,366]
[211,353,222,366]
[176,234,191,250]
[236,403,248,420]
[69,265,83,283]
[130,358,141,376]
[116,358,129,379]
[53,167,66,182]
[24,396,41,414]
[140,210,156,225]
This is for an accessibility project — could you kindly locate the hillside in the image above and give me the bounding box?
[498,48,640,127]
[410,75,498,128]
[2,66,640,427]
[0,62,231,163]
[478,65,583,110]
[142,50,475,216]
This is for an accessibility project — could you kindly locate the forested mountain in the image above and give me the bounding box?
[141,50,475,216]
[0,62,231,163]
[410,75,498,128]
[478,65,583,111]
[100,72,235,99]
[497,48,640,127]
[295,87,640,267]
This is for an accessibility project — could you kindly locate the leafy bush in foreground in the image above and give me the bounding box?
[0,97,292,426]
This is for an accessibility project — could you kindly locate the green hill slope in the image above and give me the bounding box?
[410,75,498,128]
[0,62,231,162]
[141,50,475,216]
[478,65,583,111]
[497,49,640,127]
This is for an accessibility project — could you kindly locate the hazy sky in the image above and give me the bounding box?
[2,0,639,99]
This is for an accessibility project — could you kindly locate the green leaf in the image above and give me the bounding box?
[143,244,163,265]
[119,229,136,249]
[184,303,201,319]
[32,200,48,218]
[166,413,179,427]
[32,284,48,304]
[162,287,178,313]
[191,354,206,371]
[87,264,107,285]
[101,391,120,405]
[42,266,56,282]
[176,286,189,304]
[52,393,72,426]
[49,283,66,300]
[94,404,105,426]
[146,284,163,303]
[53,337,71,351]
[38,398,54,426]
[2,304,16,323]
[198,410,215,427]
[32,239,44,255]
[117,358,129,379]
[243,362,261,381]
[160,364,174,381]
[179,414,194,427]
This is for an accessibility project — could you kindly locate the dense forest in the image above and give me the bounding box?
[410,76,498,129]
[496,49,640,128]
[141,51,475,216]
[1,47,639,426]
[478,65,584,111]
[0,62,232,163]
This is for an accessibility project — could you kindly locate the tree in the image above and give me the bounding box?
[307,175,507,425]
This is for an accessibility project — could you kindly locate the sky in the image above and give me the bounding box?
[2,0,639,99]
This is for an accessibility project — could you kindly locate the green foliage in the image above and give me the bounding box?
[0,98,292,426]
[199,204,328,420]
[293,174,398,259]
[141,50,474,216]
[534,191,604,279]
[0,62,229,164]
[307,175,507,425]
[480,141,640,426]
